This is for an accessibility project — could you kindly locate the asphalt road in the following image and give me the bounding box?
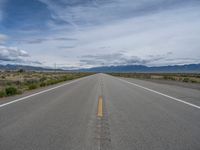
[0,73,200,150]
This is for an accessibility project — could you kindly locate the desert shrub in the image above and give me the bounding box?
[6,81,12,86]
[0,72,91,98]
[183,77,189,82]
[67,76,74,80]
[24,79,39,85]
[190,79,197,83]
[64,76,70,80]
[28,84,38,90]
[40,76,47,82]
[17,89,23,94]
[18,69,25,73]
[14,80,22,86]
[171,77,176,80]
[163,76,169,80]
[178,77,183,81]
[0,90,6,97]
[5,86,17,96]
[24,75,31,78]
[163,75,175,80]
[46,79,57,85]
[1,76,6,79]
[40,82,46,87]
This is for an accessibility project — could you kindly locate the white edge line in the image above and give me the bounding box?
[117,78,200,110]
[0,76,89,108]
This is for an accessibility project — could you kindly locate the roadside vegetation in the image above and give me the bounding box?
[109,73,200,84]
[0,70,92,98]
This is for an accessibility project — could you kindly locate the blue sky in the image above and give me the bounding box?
[0,0,200,68]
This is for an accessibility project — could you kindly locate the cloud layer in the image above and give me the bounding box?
[0,0,200,68]
[80,52,200,67]
[0,46,41,65]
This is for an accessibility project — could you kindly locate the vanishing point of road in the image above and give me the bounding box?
[0,74,200,150]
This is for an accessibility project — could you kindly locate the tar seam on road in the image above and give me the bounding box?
[98,96,103,117]
[117,78,200,110]
[0,76,90,108]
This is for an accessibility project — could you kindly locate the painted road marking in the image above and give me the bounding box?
[117,78,200,110]
[97,96,103,117]
[0,76,91,108]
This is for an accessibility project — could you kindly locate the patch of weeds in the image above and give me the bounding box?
[190,79,197,83]
[28,84,38,90]
[0,89,6,98]
[40,82,46,87]
[5,86,18,96]
[183,77,189,82]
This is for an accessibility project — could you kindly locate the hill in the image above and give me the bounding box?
[0,64,63,72]
[79,64,200,73]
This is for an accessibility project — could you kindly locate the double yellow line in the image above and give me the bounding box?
[97,96,103,117]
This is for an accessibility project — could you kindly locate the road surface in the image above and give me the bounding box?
[0,74,200,150]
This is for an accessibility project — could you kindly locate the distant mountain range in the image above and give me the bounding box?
[0,64,63,72]
[79,64,200,73]
[0,64,200,73]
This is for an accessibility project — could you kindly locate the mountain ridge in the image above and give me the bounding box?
[79,64,200,73]
[0,64,63,72]
[0,64,200,73]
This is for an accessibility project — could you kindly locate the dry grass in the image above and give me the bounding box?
[109,73,200,83]
[0,71,92,98]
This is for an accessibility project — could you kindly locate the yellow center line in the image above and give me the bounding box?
[97,96,103,117]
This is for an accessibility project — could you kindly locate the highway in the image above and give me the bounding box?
[0,73,200,150]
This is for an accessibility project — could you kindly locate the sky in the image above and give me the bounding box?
[0,0,200,69]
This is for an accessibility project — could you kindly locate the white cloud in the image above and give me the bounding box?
[4,0,200,68]
[0,45,29,61]
[0,45,42,65]
[79,51,200,68]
